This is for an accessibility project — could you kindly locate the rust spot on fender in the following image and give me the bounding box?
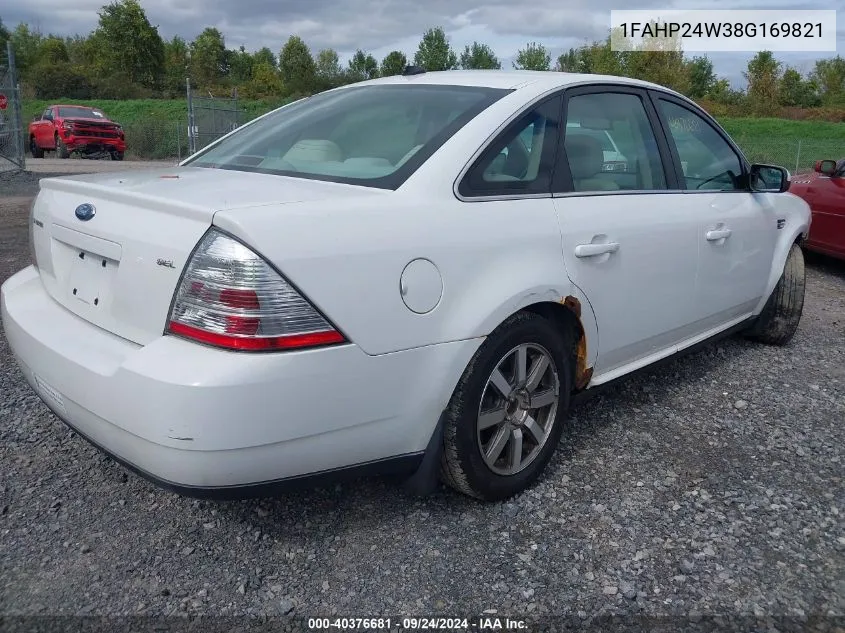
[561,295,593,390]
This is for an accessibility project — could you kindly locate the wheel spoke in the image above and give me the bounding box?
[526,355,550,392]
[531,388,557,409]
[478,406,506,430]
[524,415,545,445]
[485,425,510,463]
[489,368,512,398]
[515,345,528,385]
[508,429,523,473]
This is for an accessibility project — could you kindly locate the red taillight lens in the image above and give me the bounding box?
[167,230,345,351]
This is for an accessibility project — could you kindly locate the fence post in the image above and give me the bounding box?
[7,40,25,170]
[794,140,801,174]
[186,77,196,155]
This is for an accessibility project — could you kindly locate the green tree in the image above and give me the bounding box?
[347,49,378,81]
[779,67,820,108]
[190,27,228,87]
[811,56,845,106]
[241,60,283,98]
[10,24,43,76]
[279,35,316,95]
[583,38,625,75]
[37,36,70,64]
[253,47,277,69]
[707,78,745,106]
[380,50,407,76]
[94,0,165,88]
[514,42,550,71]
[0,17,9,55]
[314,48,342,89]
[686,56,715,99]
[414,27,457,71]
[29,61,92,99]
[744,51,782,115]
[624,34,690,94]
[228,45,254,83]
[459,42,500,69]
[556,48,584,72]
[162,35,189,95]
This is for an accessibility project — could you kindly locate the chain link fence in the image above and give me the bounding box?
[122,120,189,162]
[733,138,844,175]
[0,42,26,171]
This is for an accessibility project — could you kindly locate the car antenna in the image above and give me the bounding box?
[402,65,426,76]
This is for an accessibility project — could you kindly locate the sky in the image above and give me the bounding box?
[4,0,843,87]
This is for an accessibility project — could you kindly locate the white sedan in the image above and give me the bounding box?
[1,70,810,501]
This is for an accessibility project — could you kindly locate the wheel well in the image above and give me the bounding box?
[523,299,593,391]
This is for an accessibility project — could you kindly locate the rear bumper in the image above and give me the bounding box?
[2,266,479,496]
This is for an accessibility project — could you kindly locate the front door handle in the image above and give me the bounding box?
[574,242,620,258]
[706,228,732,241]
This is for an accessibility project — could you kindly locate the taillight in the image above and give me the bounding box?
[167,229,345,351]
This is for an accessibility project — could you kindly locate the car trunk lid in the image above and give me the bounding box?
[30,167,375,345]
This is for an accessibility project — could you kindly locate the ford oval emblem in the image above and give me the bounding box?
[75,203,96,221]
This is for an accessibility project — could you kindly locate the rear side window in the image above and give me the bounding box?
[186,84,510,190]
[458,96,561,198]
[562,92,667,192]
[657,99,744,191]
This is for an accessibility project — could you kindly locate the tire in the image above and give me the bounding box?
[745,243,805,345]
[110,151,124,161]
[30,136,44,159]
[440,311,573,501]
[56,135,70,159]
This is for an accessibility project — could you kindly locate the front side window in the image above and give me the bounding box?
[562,91,667,192]
[185,84,510,190]
[458,96,561,198]
[658,99,744,191]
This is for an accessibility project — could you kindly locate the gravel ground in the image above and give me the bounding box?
[0,180,843,629]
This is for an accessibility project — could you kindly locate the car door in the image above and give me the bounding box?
[552,86,700,380]
[653,94,778,331]
[36,108,53,147]
[803,163,845,258]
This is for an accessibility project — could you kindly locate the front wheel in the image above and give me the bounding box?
[30,136,44,158]
[110,151,124,161]
[55,135,70,159]
[745,243,805,345]
[440,312,573,501]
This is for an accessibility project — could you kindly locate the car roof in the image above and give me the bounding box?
[358,70,681,96]
[51,104,104,110]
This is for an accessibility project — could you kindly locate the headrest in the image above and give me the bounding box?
[564,133,604,180]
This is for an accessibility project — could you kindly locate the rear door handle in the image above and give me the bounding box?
[574,242,620,258]
[706,228,732,241]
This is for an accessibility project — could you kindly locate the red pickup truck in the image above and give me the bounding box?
[789,159,845,261]
[29,104,126,161]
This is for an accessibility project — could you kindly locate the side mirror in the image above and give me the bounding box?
[749,163,790,193]
[814,159,836,176]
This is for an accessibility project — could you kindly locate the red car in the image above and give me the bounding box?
[788,159,845,261]
[29,104,126,161]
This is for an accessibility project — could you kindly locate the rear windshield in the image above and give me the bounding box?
[185,84,511,189]
[57,107,107,119]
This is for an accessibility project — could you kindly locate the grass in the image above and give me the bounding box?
[19,98,845,163]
